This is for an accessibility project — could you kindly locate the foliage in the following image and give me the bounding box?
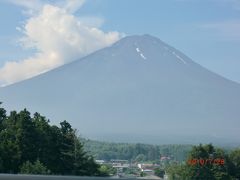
[140,171,146,177]
[166,163,189,180]
[154,167,165,178]
[123,166,140,175]
[229,148,240,179]
[98,164,116,176]
[0,104,100,176]
[81,138,192,162]
[166,144,240,180]
[20,160,50,175]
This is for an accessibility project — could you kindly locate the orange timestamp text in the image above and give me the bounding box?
[187,158,224,166]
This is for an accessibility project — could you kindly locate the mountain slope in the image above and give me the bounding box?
[1,34,240,144]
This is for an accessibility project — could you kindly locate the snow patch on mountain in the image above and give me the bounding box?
[140,53,146,60]
[172,51,187,64]
[136,47,147,60]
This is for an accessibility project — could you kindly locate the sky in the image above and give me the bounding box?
[0,0,240,86]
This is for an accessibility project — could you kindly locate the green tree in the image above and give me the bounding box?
[16,109,38,164]
[0,102,6,131]
[32,113,52,168]
[98,164,116,176]
[0,111,21,173]
[154,167,165,178]
[20,159,50,175]
[59,120,75,174]
[186,144,231,180]
[166,144,234,180]
[98,165,109,176]
[166,164,189,180]
[140,171,146,177]
[135,154,146,162]
[0,105,101,176]
[229,148,240,178]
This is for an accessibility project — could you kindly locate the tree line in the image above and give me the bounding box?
[0,103,102,176]
[81,138,192,163]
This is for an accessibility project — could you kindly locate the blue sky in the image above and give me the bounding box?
[0,0,240,86]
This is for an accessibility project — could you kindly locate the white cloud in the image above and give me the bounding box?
[0,1,123,87]
[78,16,105,28]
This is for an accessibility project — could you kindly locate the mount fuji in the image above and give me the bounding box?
[0,34,240,144]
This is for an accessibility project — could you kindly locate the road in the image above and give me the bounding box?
[0,174,126,180]
[0,174,161,180]
[0,174,160,180]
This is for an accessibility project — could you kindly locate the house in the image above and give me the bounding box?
[95,160,105,164]
[137,163,159,172]
[160,156,171,161]
[111,159,129,168]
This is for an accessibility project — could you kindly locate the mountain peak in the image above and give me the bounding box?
[113,34,165,47]
[1,34,240,144]
[109,34,189,65]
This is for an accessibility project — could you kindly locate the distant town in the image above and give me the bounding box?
[95,158,169,179]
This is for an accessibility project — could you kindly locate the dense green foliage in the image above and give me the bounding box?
[20,159,50,175]
[81,138,192,162]
[1,103,239,179]
[0,104,100,176]
[229,148,240,178]
[166,144,240,180]
[154,167,165,178]
[98,164,116,176]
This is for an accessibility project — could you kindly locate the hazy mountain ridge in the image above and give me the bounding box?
[1,34,240,144]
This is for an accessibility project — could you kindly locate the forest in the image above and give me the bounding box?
[0,103,101,175]
[81,138,192,163]
[81,139,240,179]
[0,103,240,179]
